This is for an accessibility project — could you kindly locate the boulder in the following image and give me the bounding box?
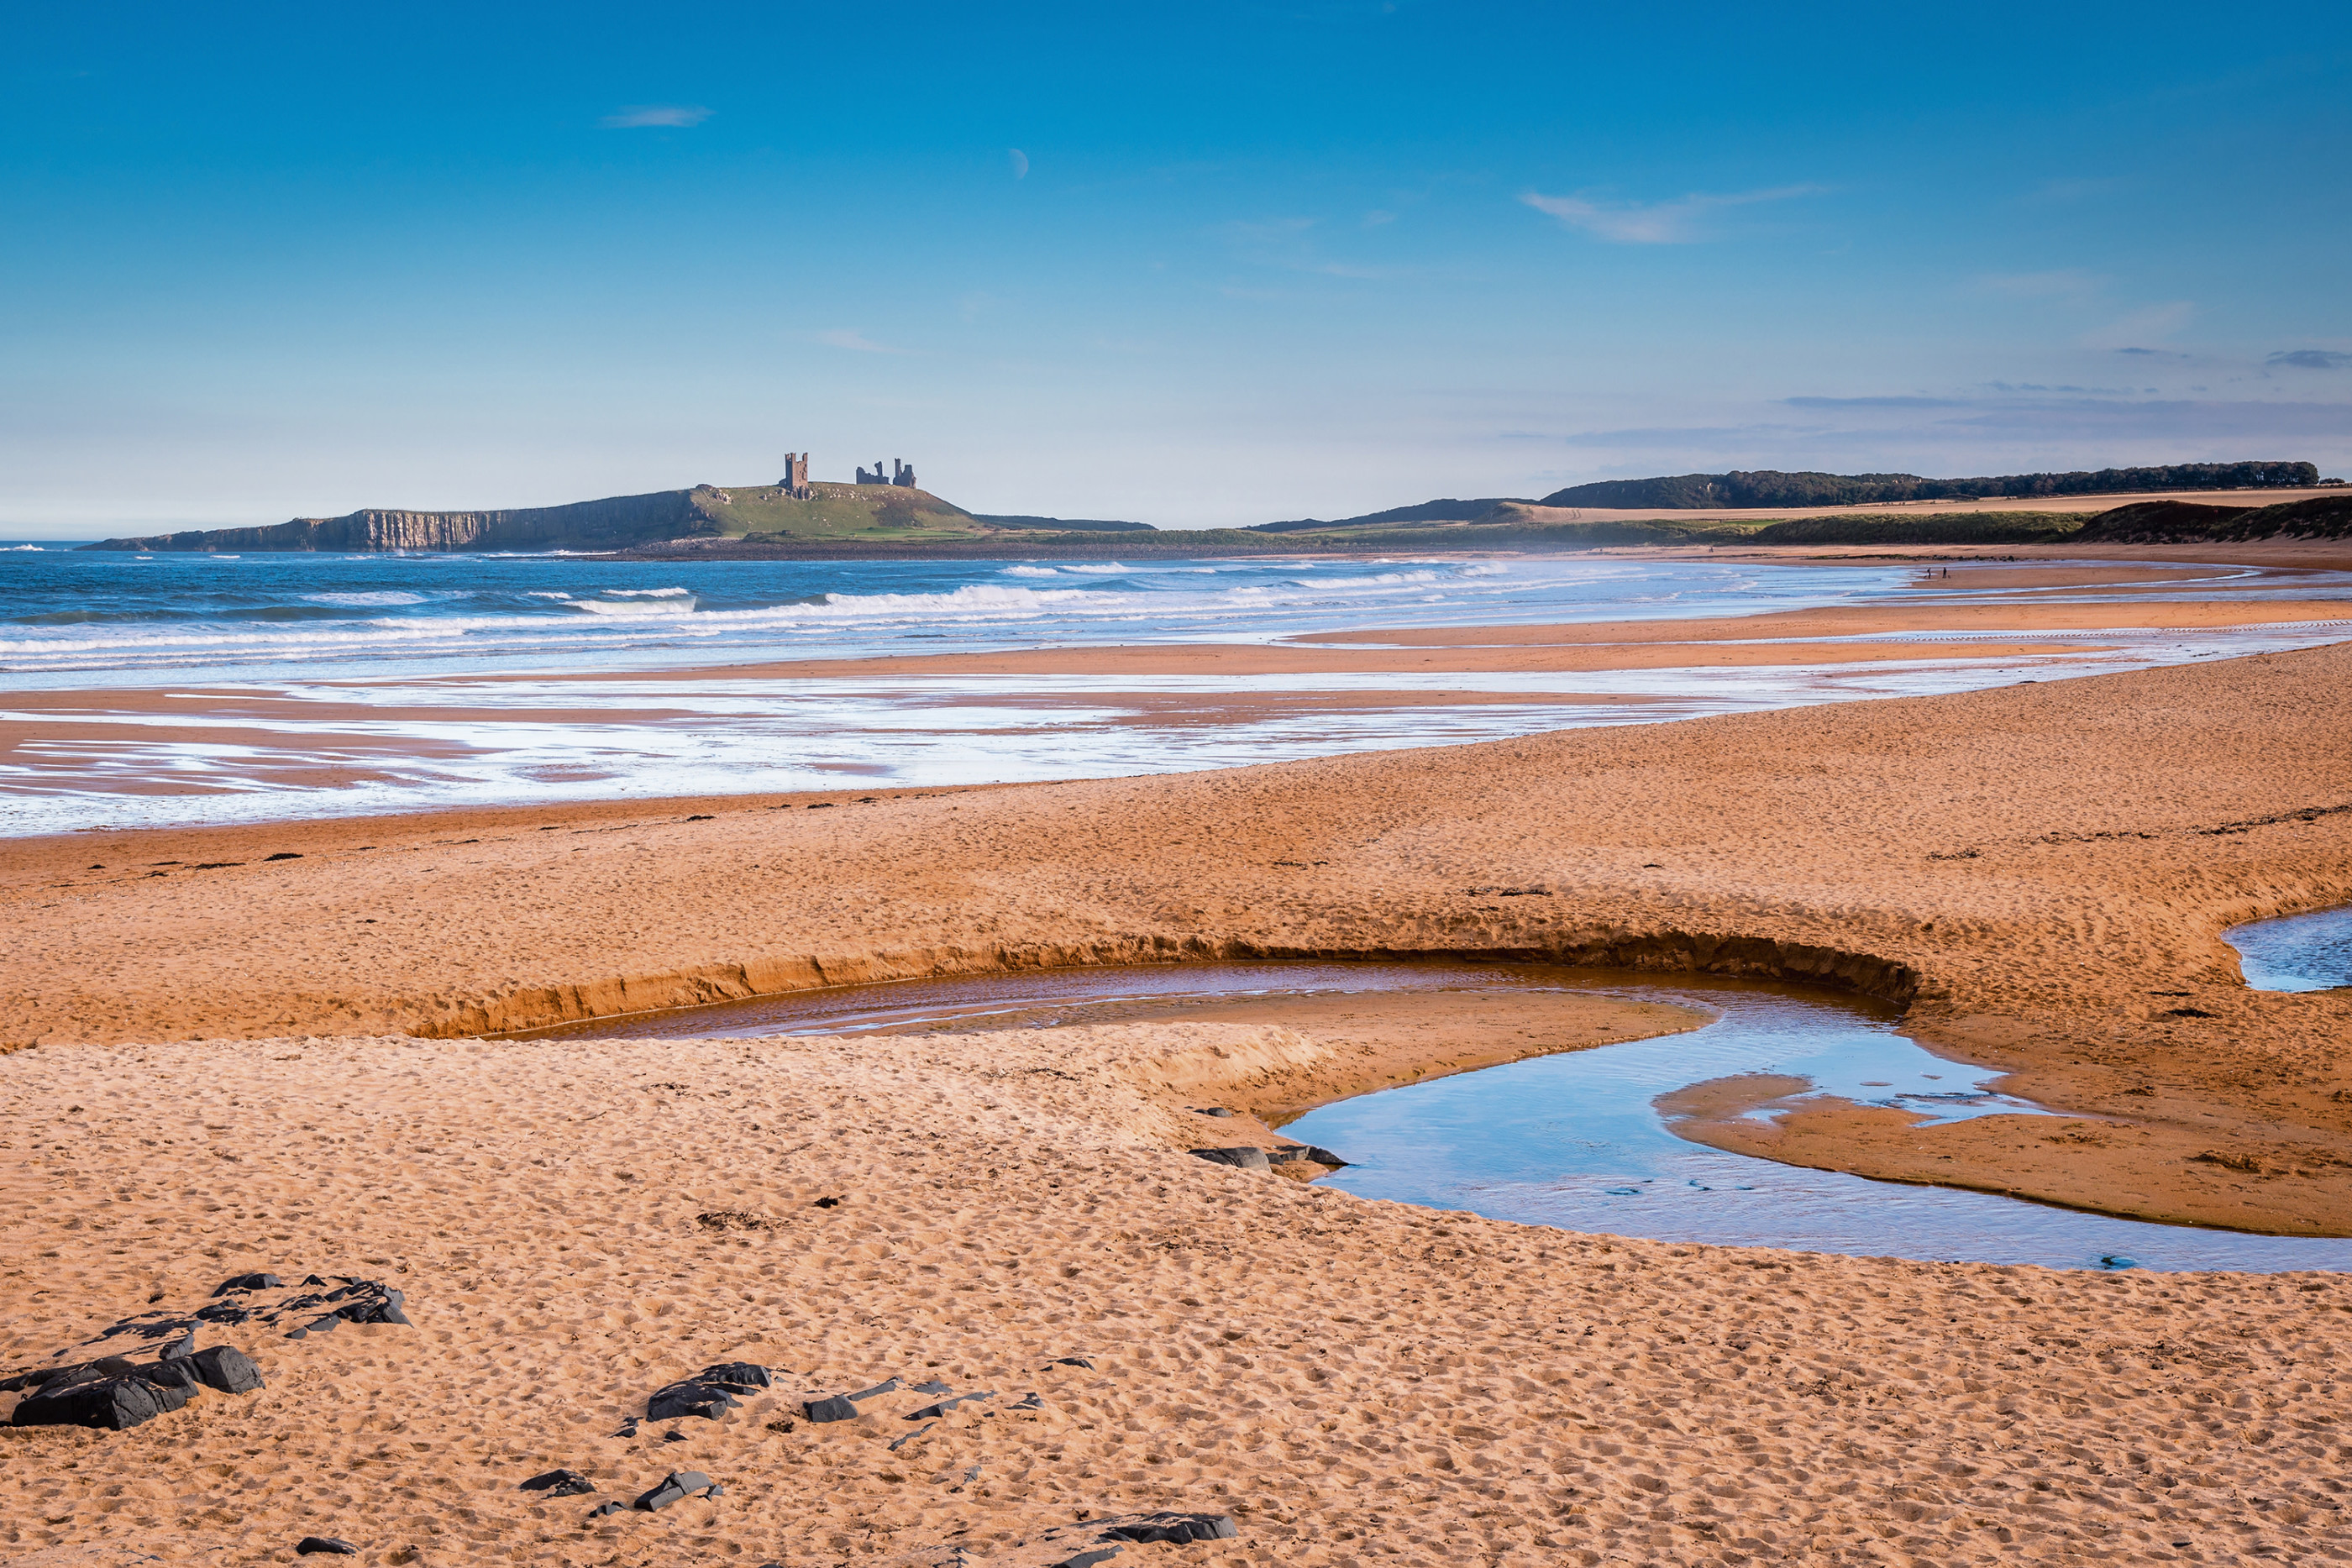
[1189,1146,1271,1172]
[12,1376,171,1430]
[213,1273,283,1295]
[802,1395,858,1423]
[189,1345,264,1394]
[519,1468,596,1497]
[295,1538,358,1555]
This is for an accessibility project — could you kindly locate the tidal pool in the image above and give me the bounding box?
[2225,905,2352,993]
[542,960,2351,1274]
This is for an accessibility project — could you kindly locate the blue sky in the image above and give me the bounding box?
[4,2,2348,534]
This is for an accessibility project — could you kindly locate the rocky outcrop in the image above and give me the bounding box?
[81,489,720,553]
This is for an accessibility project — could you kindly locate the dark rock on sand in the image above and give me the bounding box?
[906,1391,994,1419]
[587,1501,623,1518]
[848,1377,901,1401]
[912,1379,953,1394]
[633,1471,717,1511]
[1047,1356,1095,1370]
[188,1345,263,1393]
[213,1273,283,1295]
[330,1282,412,1326]
[648,1361,772,1420]
[294,1538,357,1555]
[1192,1107,1236,1118]
[803,1396,859,1423]
[520,1468,597,1496]
[12,1375,171,1430]
[1053,1550,1125,1568]
[1274,1143,1349,1167]
[1190,1146,1272,1172]
[1097,1511,1240,1544]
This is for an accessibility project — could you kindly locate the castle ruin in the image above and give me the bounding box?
[856,459,918,489]
[779,453,811,500]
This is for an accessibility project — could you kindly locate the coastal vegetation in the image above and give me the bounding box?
[1536,459,2322,510]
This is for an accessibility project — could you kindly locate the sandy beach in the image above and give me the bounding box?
[5,556,2351,1563]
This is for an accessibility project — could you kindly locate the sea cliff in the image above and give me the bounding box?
[81,489,716,553]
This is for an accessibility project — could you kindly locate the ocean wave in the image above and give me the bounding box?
[602,586,692,598]
[3,544,44,552]
[569,597,701,617]
[816,583,1113,615]
[1002,565,1061,578]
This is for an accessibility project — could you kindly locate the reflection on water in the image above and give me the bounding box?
[2226,905,2352,993]
[539,961,2350,1273]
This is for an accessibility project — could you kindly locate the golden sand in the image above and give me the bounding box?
[4,574,2351,1563]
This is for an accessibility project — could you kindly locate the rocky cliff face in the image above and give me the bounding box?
[82,490,720,553]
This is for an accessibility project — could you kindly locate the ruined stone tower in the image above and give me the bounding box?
[779,453,811,500]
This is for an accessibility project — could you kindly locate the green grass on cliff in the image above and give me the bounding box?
[692,482,994,541]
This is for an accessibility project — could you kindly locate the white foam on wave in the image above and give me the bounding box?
[1002,565,1061,578]
[3,544,44,552]
[602,586,692,598]
[301,590,436,607]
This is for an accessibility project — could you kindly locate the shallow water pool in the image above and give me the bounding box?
[541,960,2350,1273]
[2225,905,2352,993]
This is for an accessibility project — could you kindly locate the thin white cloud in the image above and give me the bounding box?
[815,328,905,354]
[600,105,713,129]
[2082,301,2194,349]
[1520,184,1820,244]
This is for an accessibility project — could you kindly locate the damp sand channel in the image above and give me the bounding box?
[533,960,2352,1274]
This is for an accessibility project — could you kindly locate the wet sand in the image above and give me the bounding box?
[4,559,2352,1562]
[8,632,2349,1229]
[7,553,2348,812]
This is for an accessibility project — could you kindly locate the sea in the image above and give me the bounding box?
[4,543,2350,833]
